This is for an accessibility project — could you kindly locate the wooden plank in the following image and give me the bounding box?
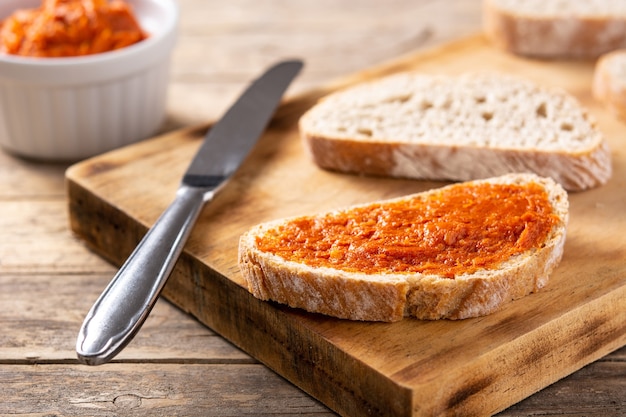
[0,352,623,416]
[0,364,334,416]
[0,200,114,274]
[0,273,252,363]
[66,35,626,417]
[0,151,66,198]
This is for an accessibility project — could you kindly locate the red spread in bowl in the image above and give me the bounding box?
[0,0,147,57]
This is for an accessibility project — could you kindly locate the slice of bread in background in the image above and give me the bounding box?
[593,49,626,121]
[239,173,569,322]
[483,0,626,59]
[300,72,611,191]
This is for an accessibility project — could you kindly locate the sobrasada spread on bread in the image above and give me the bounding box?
[254,182,559,278]
[0,0,146,57]
[240,174,568,321]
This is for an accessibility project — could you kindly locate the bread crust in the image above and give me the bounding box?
[238,174,569,322]
[593,49,626,120]
[483,0,626,59]
[304,132,611,192]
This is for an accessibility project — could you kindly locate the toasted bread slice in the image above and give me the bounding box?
[239,173,569,322]
[299,72,611,191]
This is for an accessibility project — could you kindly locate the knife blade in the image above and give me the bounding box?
[76,59,303,366]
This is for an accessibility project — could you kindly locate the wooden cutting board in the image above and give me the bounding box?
[66,35,626,417]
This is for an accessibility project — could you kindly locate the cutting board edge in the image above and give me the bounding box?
[420,286,626,416]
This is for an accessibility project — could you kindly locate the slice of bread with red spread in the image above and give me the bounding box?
[238,173,569,322]
[299,72,611,192]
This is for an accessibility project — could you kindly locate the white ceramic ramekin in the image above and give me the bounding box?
[0,0,178,161]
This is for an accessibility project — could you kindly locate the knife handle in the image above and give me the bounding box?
[76,185,211,365]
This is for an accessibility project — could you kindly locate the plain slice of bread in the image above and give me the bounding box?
[238,173,569,322]
[483,0,626,59]
[299,72,611,191]
[593,49,626,120]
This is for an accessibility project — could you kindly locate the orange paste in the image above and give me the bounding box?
[0,0,146,57]
[255,183,559,278]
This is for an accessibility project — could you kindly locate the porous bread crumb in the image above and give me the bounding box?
[303,73,599,152]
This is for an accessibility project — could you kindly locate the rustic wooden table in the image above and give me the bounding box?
[1,0,624,415]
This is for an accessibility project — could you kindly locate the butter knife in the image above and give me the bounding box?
[76,59,303,365]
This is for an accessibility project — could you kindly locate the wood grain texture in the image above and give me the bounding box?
[0,364,332,416]
[0,273,252,363]
[2,1,625,416]
[66,36,626,416]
